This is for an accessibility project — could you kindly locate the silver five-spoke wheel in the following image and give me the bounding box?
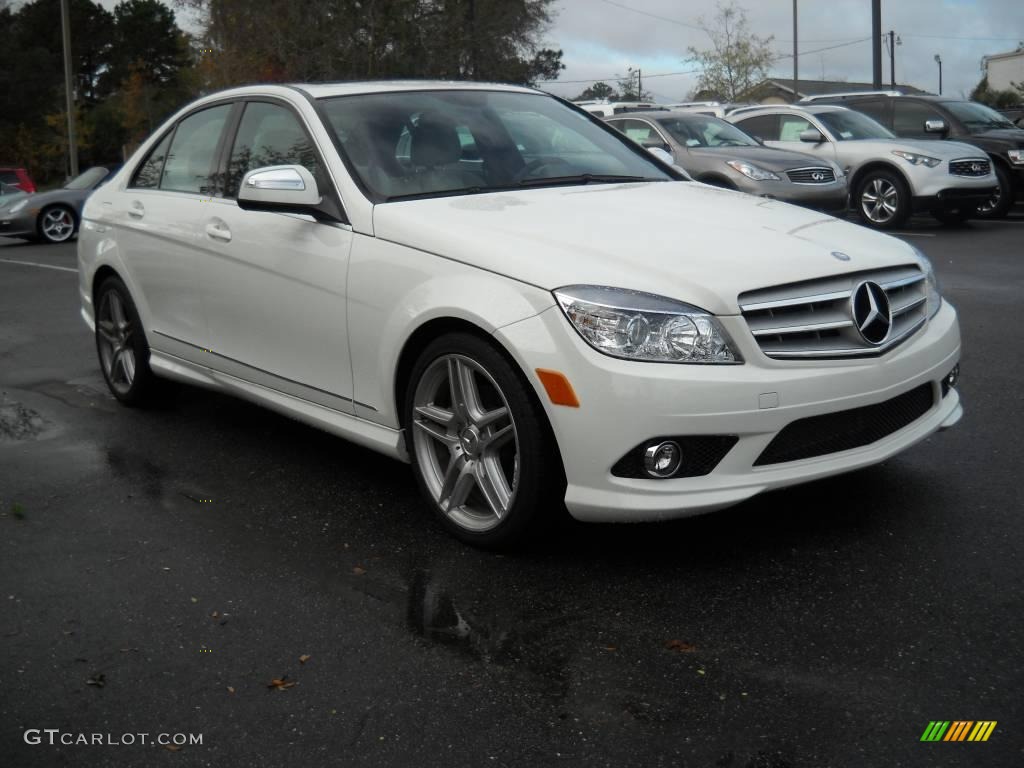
[860,178,898,224]
[411,354,520,533]
[40,207,75,243]
[97,290,137,396]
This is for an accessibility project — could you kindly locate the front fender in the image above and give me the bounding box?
[347,235,555,426]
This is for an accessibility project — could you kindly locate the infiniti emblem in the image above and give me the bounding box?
[811,171,825,181]
[851,281,892,345]
[831,251,851,261]
[971,162,982,173]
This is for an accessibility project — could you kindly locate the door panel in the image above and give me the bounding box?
[199,101,355,408]
[117,105,232,356]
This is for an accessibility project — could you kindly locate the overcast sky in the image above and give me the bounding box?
[539,0,1024,101]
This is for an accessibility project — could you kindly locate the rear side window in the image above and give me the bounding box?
[131,132,173,189]
[225,102,320,198]
[734,114,778,141]
[850,98,889,125]
[160,104,231,194]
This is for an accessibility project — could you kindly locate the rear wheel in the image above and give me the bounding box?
[38,205,76,243]
[405,332,564,549]
[856,170,910,230]
[975,163,1014,219]
[95,276,161,406]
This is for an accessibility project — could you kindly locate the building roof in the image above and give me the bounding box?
[742,78,926,100]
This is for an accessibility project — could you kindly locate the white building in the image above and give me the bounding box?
[983,48,1024,92]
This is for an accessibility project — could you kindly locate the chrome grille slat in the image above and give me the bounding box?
[949,158,991,177]
[785,166,836,184]
[739,265,928,360]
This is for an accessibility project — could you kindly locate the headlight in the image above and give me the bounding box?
[1008,149,1024,165]
[554,285,742,364]
[910,246,942,318]
[892,150,941,168]
[725,160,780,181]
[7,199,29,213]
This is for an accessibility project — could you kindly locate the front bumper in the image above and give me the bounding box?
[0,209,38,238]
[735,177,849,212]
[913,186,998,212]
[496,301,961,522]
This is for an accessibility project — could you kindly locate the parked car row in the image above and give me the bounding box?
[0,165,118,243]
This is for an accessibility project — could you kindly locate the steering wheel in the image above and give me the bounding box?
[513,157,576,183]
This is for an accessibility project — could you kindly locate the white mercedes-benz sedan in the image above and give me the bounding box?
[77,81,963,548]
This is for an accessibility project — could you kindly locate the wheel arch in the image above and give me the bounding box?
[848,161,911,197]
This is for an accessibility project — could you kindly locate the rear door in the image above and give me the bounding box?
[197,99,356,412]
[117,103,233,360]
[892,100,947,140]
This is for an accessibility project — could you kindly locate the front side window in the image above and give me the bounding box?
[778,114,813,141]
[225,102,320,198]
[814,110,895,140]
[658,117,757,148]
[319,90,672,201]
[892,101,945,137]
[160,104,231,195]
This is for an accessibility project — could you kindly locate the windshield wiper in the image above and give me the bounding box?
[515,173,663,188]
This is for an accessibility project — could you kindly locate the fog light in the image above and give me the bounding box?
[946,364,959,388]
[643,441,682,478]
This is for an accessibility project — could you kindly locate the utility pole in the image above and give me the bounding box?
[793,0,798,97]
[871,0,882,89]
[889,30,896,88]
[637,69,642,100]
[60,0,79,179]
[935,54,943,95]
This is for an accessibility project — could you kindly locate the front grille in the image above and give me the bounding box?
[611,435,738,479]
[754,384,935,466]
[738,265,928,360]
[949,158,991,177]
[786,166,836,184]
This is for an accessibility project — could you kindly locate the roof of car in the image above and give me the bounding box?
[288,80,539,98]
[606,110,725,121]
[730,104,850,116]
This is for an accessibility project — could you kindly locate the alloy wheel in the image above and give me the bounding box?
[976,185,1001,216]
[41,208,75,242]
[860,178,899,224]
[97,290,137,395]
[411,354,520,533]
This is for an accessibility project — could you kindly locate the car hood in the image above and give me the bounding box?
[689,145,834,171]
[968,128,1024,147]
[372,182,922,315]
[0,188,79,212]
[839,138,986,159]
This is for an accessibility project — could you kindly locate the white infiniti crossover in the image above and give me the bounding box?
[77,82,963,548]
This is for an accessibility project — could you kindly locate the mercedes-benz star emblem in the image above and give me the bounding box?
[851,281,892,345]
[831,251,851,261]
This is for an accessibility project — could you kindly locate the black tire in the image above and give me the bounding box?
[37,204,77,244]
[975,162,1014,219]
[855,169,911,230]
[403,332,565,550]
[931,207,973,226]
[94,276,161,406]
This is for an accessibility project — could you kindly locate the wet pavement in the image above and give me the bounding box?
[2,211,1023,767]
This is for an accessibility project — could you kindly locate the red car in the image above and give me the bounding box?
[0,167,36,194]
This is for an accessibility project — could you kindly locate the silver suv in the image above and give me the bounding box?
[729,104,997,229]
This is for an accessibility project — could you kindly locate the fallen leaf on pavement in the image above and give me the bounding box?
[352,566,366,576]
[267,677,298,691]
[227,686,235,694]
[665,640,697,653]
[85,674,105,687]
[299,654,311,664]
[163,744,181,752]
[210,611,220,619]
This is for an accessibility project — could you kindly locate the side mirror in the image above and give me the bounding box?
[647,146,674,165]
[238,165,332,218]
[799,128,825,143]
[641,138,670,151]
[924,119,948,134]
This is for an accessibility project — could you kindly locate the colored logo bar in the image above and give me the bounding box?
[920,721,997,742]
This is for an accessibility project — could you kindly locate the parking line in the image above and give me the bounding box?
[0,258,77,273]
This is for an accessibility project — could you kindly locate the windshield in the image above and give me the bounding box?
[816,110,895,140]
[657,116,758,148]
[943,101,1016,132]
[64,167,109,190]
[319,90,673,201]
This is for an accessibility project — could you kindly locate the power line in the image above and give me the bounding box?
[594,0,703,31]
[900,32,1024,42]
[773,36,872,61]
[549,69,702,85]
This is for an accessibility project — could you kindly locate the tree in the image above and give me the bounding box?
[970,75,1023,109]
[573,81,617,101]
[616,67,651,101]
[686,1,775,101]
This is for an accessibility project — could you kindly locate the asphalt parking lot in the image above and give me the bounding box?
[2,207,1022,767]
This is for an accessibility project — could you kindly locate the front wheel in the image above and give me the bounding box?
[404,332,564,549]
[975,163,1014,219]
[38,205,77,243]
[95,276,161,406]
[856,170,910,230]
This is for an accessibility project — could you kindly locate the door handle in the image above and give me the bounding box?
[205,220,232,242]
[128,201,145,219]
